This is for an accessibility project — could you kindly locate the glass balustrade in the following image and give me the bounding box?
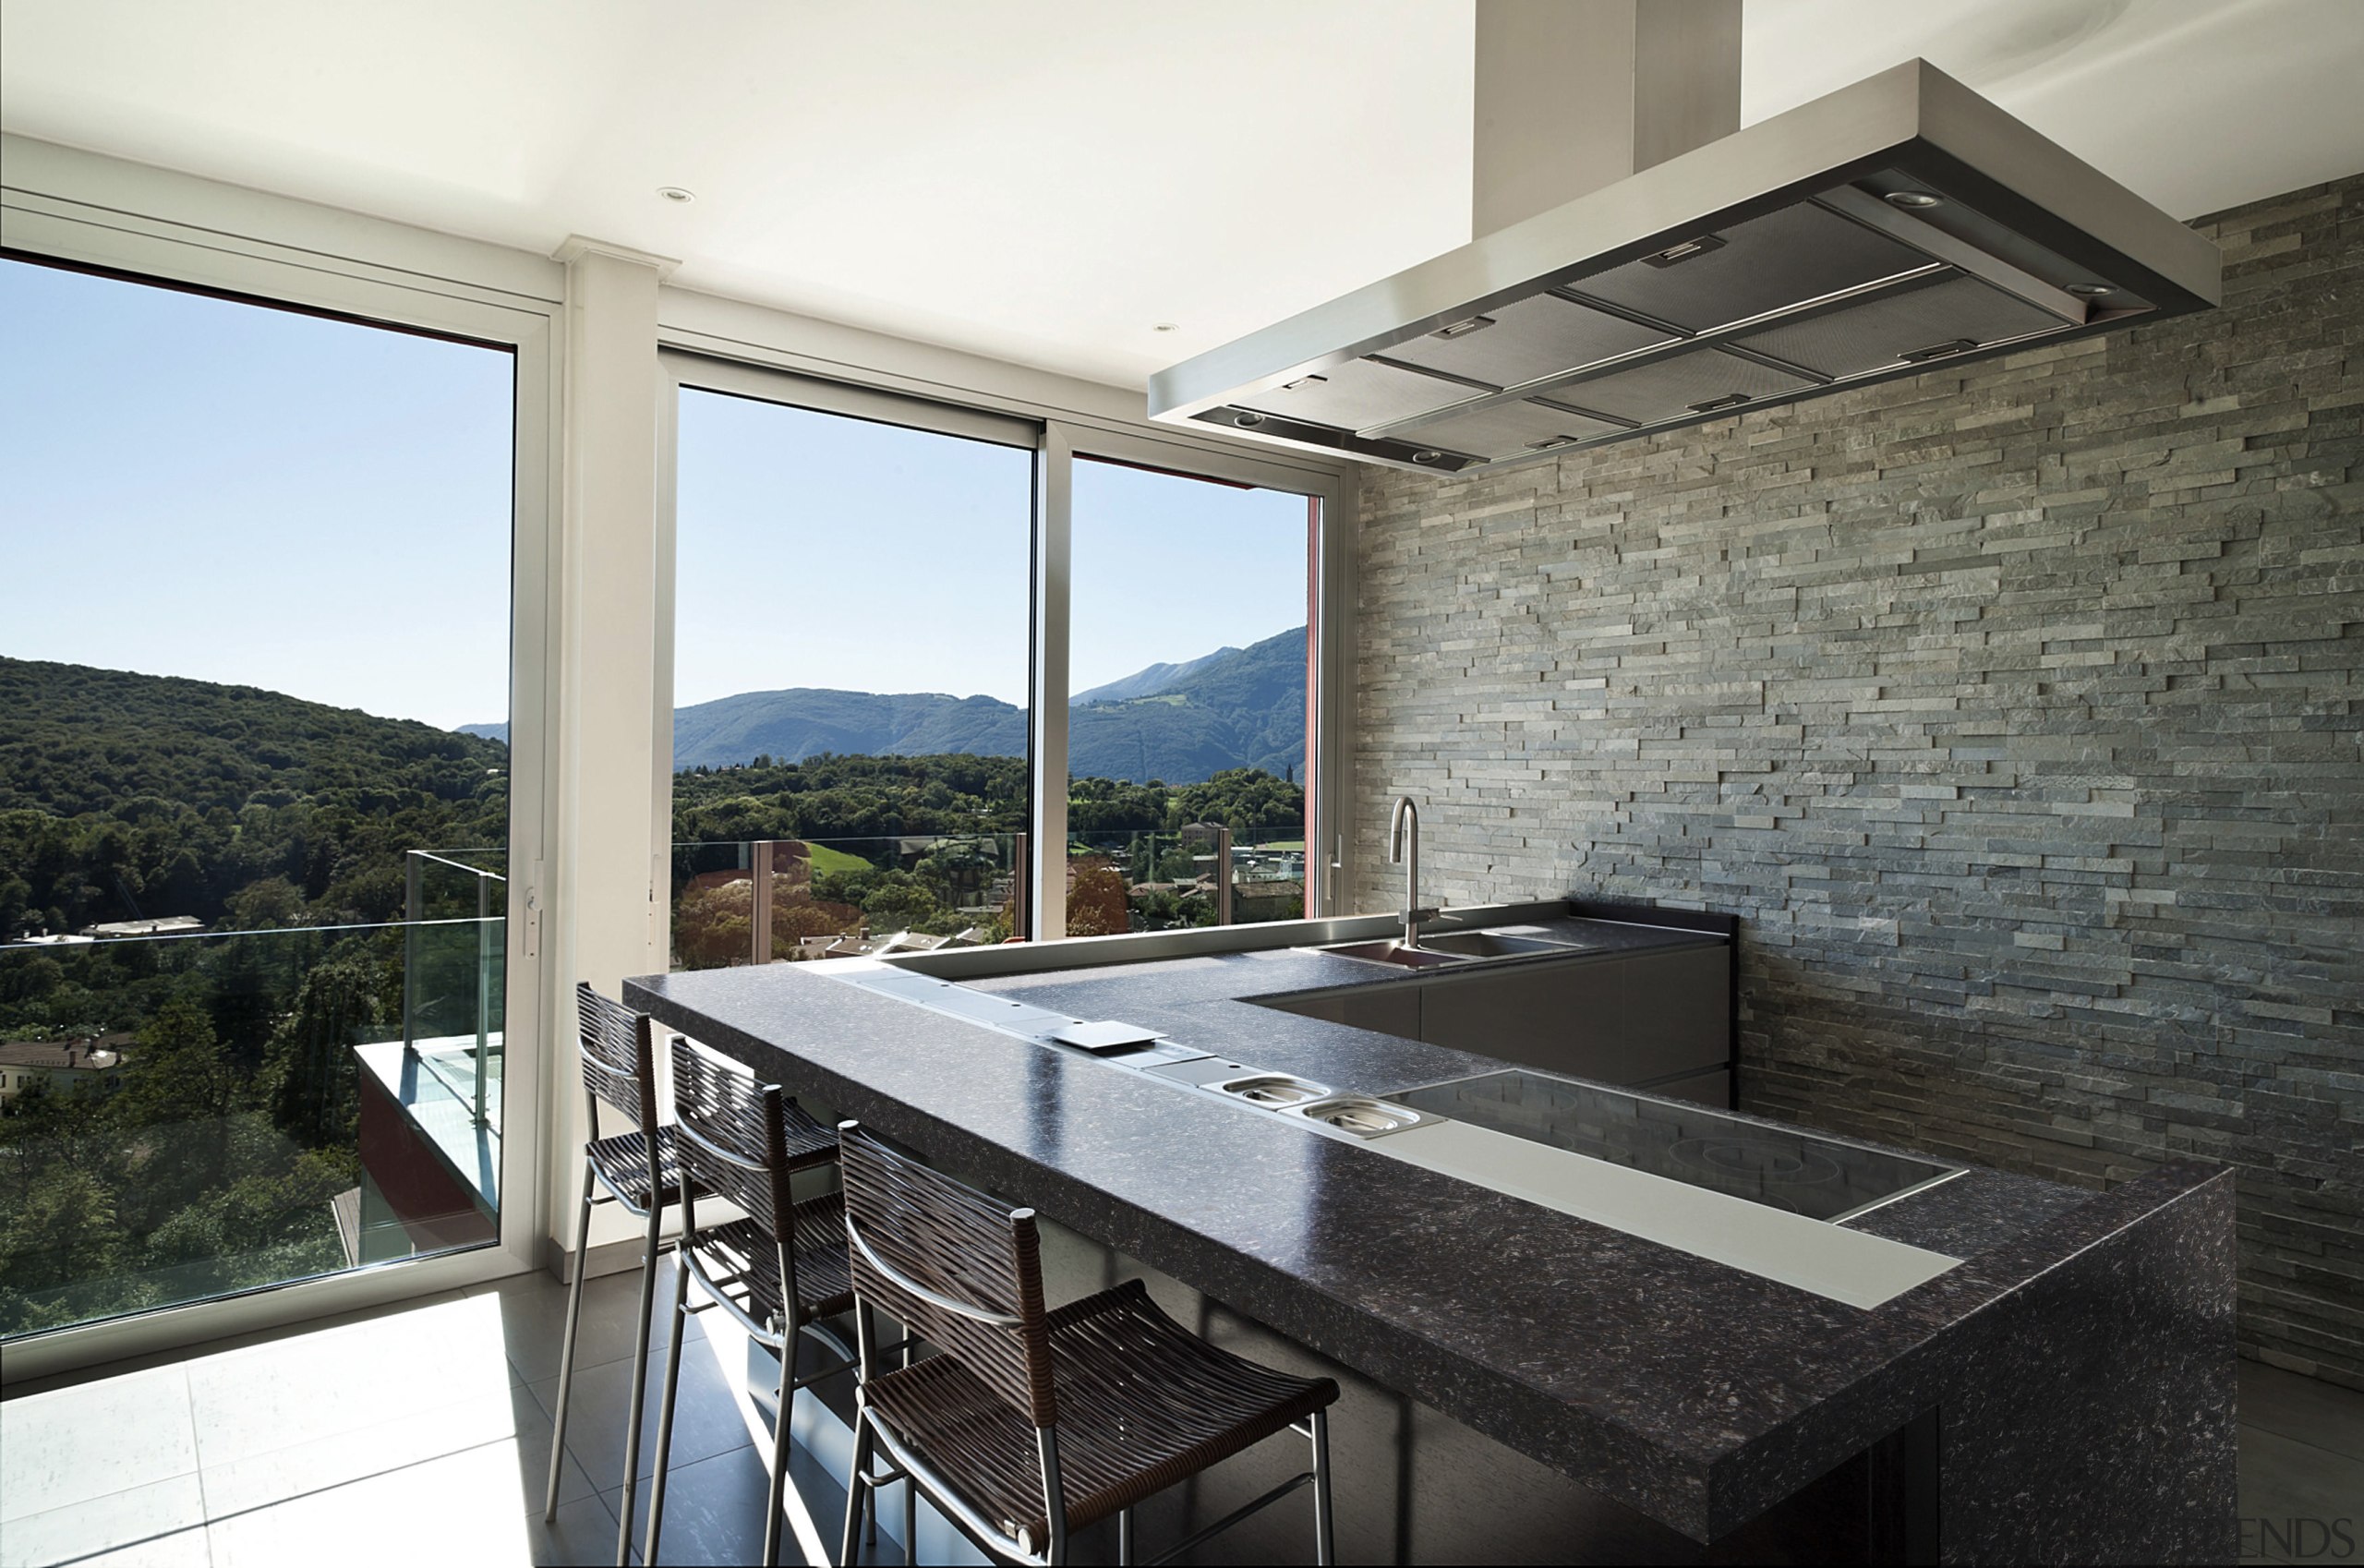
[669,834,1029,970]
[667,826,1304,967]
[1068,825,1307,935]
[0,896,506,1337]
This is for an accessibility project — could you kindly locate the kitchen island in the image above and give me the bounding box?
[626,901,2235,1565]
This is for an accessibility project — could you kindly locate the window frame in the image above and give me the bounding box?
[654,350,1356,943]
[0,172,558,1381]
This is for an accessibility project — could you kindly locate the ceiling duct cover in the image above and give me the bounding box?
[1149,61,2220,474]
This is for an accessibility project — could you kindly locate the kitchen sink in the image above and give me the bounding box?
[1415,930,1586,960]
[1216,1072,1333,1107]
[1293,1094,1429,1138]
[1315,929,1587,970]
[1317,939,1470,971]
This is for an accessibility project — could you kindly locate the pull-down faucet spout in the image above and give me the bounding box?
[1390,796,1438,947]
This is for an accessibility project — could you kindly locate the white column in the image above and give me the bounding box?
[1030,425,1073,941]
[546,235,675,1269]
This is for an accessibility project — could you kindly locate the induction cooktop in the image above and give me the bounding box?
[1393,1069,1960,1224]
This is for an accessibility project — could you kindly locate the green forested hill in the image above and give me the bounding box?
[466,625,1311,783]
[0,657,510,936]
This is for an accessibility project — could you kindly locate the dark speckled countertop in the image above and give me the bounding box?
[625,914,2225,1543]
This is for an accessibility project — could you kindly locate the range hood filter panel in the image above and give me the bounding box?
[1382,292,1675,392]
[1150,63,2222,475]
[1571,201,1930,332]
[1554,348,1815,428]
[1731,272,2069,380]
[1391,399,1630,462]
[1232,356,1468,433]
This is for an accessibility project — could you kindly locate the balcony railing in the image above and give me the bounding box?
[402,850,505,1129]
[670,833,1028,971]
[0,898,505,1338]
[668,825,1306,967]
[1067,824,1306,935]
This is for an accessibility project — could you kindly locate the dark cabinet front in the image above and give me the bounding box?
[1260,942,1732,1094]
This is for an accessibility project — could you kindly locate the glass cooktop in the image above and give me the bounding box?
[1393,1069,1959,1224]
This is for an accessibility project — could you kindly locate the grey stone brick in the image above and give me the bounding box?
[1348,175,2364,1383]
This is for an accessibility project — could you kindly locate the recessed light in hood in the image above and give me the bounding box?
[1149,60,2220,475]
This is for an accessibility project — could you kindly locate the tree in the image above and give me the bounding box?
[263,947,386,1147]
[1066,858,1130,938]
[859,872,946,934]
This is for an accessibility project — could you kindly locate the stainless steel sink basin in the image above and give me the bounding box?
[1216,1072,1333,1107]
[1317,939,1470,971]
[1316,929,1587,969]
[1292,1095,1429,1138]
[1415,930,1586,960]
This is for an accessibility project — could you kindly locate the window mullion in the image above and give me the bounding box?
[1031,425,1075,939]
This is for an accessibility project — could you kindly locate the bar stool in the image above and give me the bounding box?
[645,1036,856,1566]
[834,1121,1340,1567]
[543,983,696,1566]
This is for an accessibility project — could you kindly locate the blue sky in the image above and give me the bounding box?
[1,258,515,730]
[2,257,1316,729]
[674,391,1314,709]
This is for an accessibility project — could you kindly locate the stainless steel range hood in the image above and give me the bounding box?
[1149,59,2221,476]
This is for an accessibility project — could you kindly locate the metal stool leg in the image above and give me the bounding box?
[838,1406,874,1567]
[611,1202,666,1567]
[643,1254,691,1565]
[1310,1407,1335,1566]
[900,1459,916,1564]
[760,1318,797,1566]
[1117,1506,1133,1564]
[542,1167,596,1521]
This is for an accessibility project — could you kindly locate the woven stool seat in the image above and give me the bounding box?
[585,1127,687,1212]
[682,1200,856,1330]
[868,1277,1334,1548]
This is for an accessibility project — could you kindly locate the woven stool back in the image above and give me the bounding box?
[669,1036,796,1248]
[574,982,657,1137]
[838,1125,1055,1428]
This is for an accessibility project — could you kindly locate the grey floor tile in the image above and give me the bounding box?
[0,1473,207,1568]
[2239,1424,2364,1546]
[2243,1361,2364,1462]
[197,1382,596,1519]
[203,1441,544,1568]
[64,1527,212,1568]
[527,1333,762,1486]
[0,1293,468,1404]
[611,1441,785,1567]
[184,1292,514,1470]
[527,1491,625,1568]
[469,1259,703,1387]
[0,1365,199,1522]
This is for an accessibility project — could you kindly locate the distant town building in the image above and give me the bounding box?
[0,1035,130,1110]
[79,915,205,939]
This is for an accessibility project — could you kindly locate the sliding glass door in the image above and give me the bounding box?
[1066,457,1321,934]
[664,368,1038,967]
[0,257,522,1338]
[657,355,1343,951]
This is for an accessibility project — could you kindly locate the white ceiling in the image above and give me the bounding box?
[5,0,2359,392]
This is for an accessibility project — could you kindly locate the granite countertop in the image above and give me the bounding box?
[625,915,2222,1542]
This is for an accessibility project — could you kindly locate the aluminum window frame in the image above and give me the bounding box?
[654,352,1357,945]
[0,160,559,1383]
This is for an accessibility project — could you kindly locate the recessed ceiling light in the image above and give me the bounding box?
[1884,189,1945,210]
[657,186,696,204]
[2066,282,2116,298]
[1153,322,1179,332]
[1410,450,1446,464]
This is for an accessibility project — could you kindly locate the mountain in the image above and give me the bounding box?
[1071,644,1241,706]
[458,628,1309,784]
[0,657,511,933]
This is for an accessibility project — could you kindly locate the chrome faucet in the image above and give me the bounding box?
[1389,795,1439,947]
